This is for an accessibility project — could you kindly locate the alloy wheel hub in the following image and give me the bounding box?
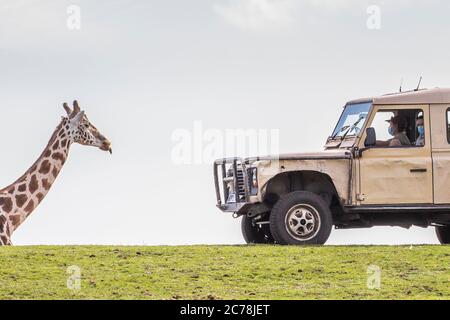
[285,204,321,241]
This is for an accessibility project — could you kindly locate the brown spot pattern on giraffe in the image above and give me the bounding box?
[36,193,44,203]
[0,197,13,213]
[29,175,39,194]
[39,160,52,174]
[44,149,52,158]
[52,141,59,150]
[6,223,11,237]
[18,184,27,192]
[0,236,8,245]
[52,167,58,178]
[52,152,65,162]
[0,215,6,233]
[15,194,28,207]
[24,200,34,213]
[9,215,20,227]
[42,179,51,190]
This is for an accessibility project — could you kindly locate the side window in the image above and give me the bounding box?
[447,108,450,143]
[371,111,395,141]
[368,109,424,147]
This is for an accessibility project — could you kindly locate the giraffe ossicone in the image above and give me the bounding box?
[0,101,111,245]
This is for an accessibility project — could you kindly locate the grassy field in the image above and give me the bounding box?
[0,245,448,300]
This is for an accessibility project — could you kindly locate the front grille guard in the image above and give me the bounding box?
[214,158,250,212]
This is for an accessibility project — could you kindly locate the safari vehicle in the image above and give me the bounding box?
[213,88,450,245]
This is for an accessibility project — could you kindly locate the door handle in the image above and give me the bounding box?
[410,168,427,173]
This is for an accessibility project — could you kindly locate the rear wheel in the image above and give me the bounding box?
[269,191,333,245]
[435,226,450,244]
[241,215,275,244]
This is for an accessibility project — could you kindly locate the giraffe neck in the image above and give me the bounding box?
[0,119,72,232]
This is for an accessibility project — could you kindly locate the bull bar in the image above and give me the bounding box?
[213,157,251,213]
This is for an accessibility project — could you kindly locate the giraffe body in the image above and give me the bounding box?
[0,101,111,245]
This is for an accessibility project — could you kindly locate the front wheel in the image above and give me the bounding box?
[269,191,333,245]
[241,215,275,244]
[435,226,450,244]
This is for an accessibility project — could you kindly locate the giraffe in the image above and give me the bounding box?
[0,101,111,245]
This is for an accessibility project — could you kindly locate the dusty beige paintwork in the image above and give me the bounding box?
[430,104,450,204]
[252,150,352,204]
[348,87,450,105]
[249,88,450,207]
[357,104,433,204]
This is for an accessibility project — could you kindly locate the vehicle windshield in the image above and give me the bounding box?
[331,102,371,139]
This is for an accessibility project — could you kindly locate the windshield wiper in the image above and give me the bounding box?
[337,115,366,146]
[330,125,350,140]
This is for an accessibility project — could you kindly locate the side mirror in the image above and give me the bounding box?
[364,127,376,147]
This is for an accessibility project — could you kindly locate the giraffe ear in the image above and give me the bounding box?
[63,102,72,116]
[73,100,81,114]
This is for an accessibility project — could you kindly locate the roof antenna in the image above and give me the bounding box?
[414,76,422,91]
[399,77,403,92]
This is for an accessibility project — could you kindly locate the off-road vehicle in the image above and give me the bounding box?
[213,88,450,245]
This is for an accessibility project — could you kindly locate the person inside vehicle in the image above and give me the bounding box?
[415,115,425,146]
[376,115,411,147]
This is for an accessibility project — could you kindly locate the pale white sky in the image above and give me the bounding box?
[1,0,449,245]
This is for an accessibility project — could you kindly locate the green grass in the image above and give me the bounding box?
[0,245,448,300]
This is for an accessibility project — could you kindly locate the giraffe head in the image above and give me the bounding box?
[63,100,112,153]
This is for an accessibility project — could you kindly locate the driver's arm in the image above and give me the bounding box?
[389,139,401,147]
[375,140,390,146]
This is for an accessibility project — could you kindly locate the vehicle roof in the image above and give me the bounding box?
[347,87,450,106]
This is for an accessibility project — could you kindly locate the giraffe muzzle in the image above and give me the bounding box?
[101,140,112,154]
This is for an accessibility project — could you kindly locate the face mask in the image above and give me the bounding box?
[418,126,424,136]
[388,126,395,136]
